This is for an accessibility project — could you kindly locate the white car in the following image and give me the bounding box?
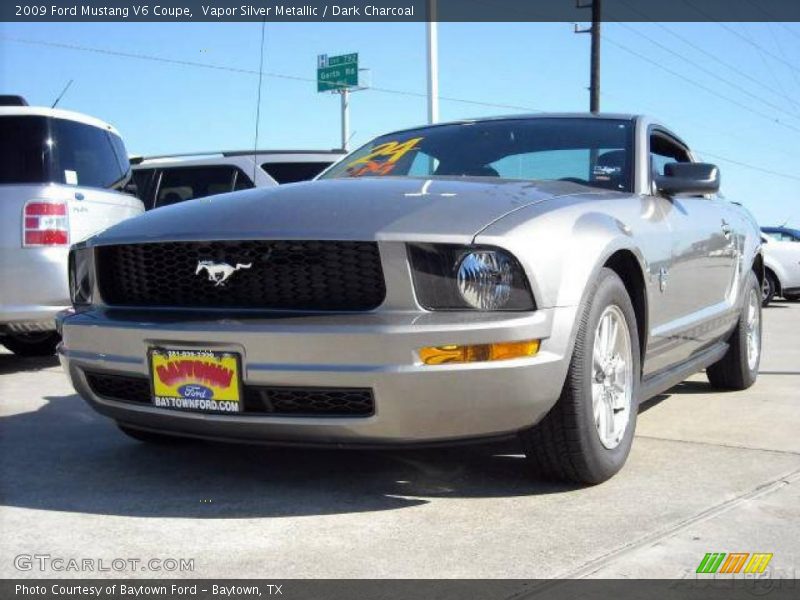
[761,234,800,305]
[0,98,143,356]
[130,150,346,210]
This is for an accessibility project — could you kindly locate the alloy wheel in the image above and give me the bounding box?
[591,305,634,450]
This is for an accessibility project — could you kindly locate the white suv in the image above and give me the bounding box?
[0,99,144,356]
[130,150,345,210]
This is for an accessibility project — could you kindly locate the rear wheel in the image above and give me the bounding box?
[762,271,777,306]
[117,424,193,444]
[1,332,60,357]
[520,268,640,484]
[707,271,761,390]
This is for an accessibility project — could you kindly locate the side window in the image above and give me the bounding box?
[233,170,254,191]
[260,162,332,184]
[51,118,126,189]
[154,166,236,208]
[650,132,690,179]
[130,168,156,209]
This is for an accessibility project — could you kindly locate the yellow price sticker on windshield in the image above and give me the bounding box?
[346,137,423,176]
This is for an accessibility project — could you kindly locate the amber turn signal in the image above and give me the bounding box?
[419,339,540,365]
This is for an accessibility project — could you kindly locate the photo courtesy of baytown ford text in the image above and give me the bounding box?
[1,1,799,599]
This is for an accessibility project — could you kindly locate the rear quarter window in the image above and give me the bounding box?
[51,118,127,189]
[261,161,332,184]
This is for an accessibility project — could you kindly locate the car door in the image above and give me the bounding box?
[648,129,738,364]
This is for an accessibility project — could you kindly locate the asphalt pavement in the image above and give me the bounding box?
[1,301,798,579]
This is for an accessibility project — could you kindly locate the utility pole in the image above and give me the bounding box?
[426,0,439,124]
[575,0,601,113]
[590,0,601,113]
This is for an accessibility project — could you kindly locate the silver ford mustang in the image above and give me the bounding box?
[58,114,763,483]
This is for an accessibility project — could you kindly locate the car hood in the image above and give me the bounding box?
[89,177,603,246]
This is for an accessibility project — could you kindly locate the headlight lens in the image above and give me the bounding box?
[457,250,514,309]
[408,244,534,311]
[68,246,94,306]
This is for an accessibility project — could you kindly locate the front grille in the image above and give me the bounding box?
[85,371,151,404]
[84,371,374,417]
[243,386,374,416]
[95,241,385,311]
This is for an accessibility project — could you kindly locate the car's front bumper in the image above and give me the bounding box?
[58,306,578,445]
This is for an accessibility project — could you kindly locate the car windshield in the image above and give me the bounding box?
[319,117,634,192]
[0,115,130,188]
[762,228,800,242]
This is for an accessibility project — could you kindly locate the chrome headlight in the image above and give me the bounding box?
[408,244,534,311]
[457,250,514,310]
[68,246,94,307]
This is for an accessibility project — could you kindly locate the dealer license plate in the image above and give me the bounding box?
[149,348,242,414]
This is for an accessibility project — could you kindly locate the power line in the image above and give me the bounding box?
[602,35,800,135]
[610,0,800,115]
[694,150,800,182]
[679,0,800,76]
[0,35,543,114]
[610,22,800,124]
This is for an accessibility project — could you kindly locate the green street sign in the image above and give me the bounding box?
[317,53,359,92]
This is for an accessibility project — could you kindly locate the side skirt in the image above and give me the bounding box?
[639,341,729,403]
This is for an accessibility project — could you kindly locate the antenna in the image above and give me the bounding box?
[51,79,74,108]
[252,20,266,184]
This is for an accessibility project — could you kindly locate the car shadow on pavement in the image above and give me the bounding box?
[0,353,59,376]
[638,379,714,413]
[0,392,582,519]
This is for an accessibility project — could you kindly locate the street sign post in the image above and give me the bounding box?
[318,53,360,151]
[317,53,359,92]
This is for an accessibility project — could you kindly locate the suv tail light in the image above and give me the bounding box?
[23,201,69,247]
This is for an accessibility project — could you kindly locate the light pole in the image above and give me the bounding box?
[340,88,350,151]
[426,0,439,124]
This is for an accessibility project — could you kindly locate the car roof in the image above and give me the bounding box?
[377,112,641,138]
[0,105,121,135]
[132,149,346,167]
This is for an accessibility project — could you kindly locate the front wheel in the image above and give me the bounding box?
[2,331,60,357]
[520,268,640,484]
[706,271,761,390]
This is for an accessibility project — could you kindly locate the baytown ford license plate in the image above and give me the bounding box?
[149,348,242,413]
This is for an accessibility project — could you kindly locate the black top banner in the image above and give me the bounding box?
[4,0,800,22]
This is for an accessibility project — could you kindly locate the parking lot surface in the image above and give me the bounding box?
[1,302,798,579]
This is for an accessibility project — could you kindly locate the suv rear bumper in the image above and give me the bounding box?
[0,246,69,332]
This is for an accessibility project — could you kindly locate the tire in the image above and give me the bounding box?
[1,331,60,357]
[117,424,193,445]
[762,271,777,306]
[520,268,640,484]
[706,271,761,391]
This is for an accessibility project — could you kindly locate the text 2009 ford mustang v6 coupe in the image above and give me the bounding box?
[58,114,763,483]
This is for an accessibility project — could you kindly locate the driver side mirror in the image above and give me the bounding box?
[655,162,720,196]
